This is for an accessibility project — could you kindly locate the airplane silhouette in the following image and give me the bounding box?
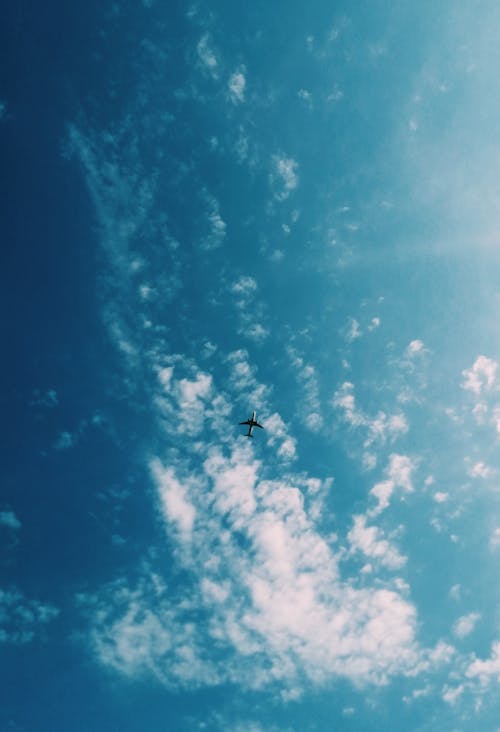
[239,411,264,437]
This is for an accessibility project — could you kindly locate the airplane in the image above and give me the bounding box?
[239,411,264,437]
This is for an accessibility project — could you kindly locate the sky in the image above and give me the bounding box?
[4,1,500,729]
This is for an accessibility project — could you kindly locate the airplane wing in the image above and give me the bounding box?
[255,422,264,429]
[239,420,251,426]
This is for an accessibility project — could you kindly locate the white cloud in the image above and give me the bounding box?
[403,685,434,704]
[388,453,415,492]
[327,86,344,102]
[83,583,218,687]
[398,340,429,381]
[243,323,269,343]
[204,447,259,528]
[84,442,430,693]
[226,349,270,409]
[265,412,297,462]
[345,318,361,342]
[453,612,480,639]
[366,413,408,447]
[333,382,408,453]
[433,491,448,503]
[197,34,218,76]
[468,461,494,479]
[202,195,226,250]
[0,511,21,530]
[151,460,197,537]
[370,481,394,513]
[305,412,323,432]
[231,276,257,296]
[406,340,425,356]
[155,368,215,438]
[332,382,364,427]
[442,684,464,705]
[139,283,154,300]
[228,71,246,103]
[466,642,500,683]
[369,454,415,515]
[179,372,212,403]
[201,341,217,359]
[348,515,407,570]
[157,366,174,391]
[272,155,299,200]
[462,356,498,395]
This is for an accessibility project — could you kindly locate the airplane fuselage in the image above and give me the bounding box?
[239,411,264,437]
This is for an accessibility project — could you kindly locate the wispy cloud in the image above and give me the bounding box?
[405,340,426,357]
[332,382,408,463]
[30,388,58,408]
[197,34,218,77]
[228,69,246,103]
[0,588,58,644]
[53,430,76,451]
[344,317,361,343]
[231,275,257,297]
[52,412,108,452]
[226,349,270,409]
[202,194,227,250]
[0,511,21,530]
[453,612,480,639]
[369,454,416,515]
[298,88,313,109]
[462,356,498,396]
[272,155,299,201]
[287,347,323,432]
[230,276,269,343]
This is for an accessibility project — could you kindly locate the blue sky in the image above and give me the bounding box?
[4,1,500,729]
